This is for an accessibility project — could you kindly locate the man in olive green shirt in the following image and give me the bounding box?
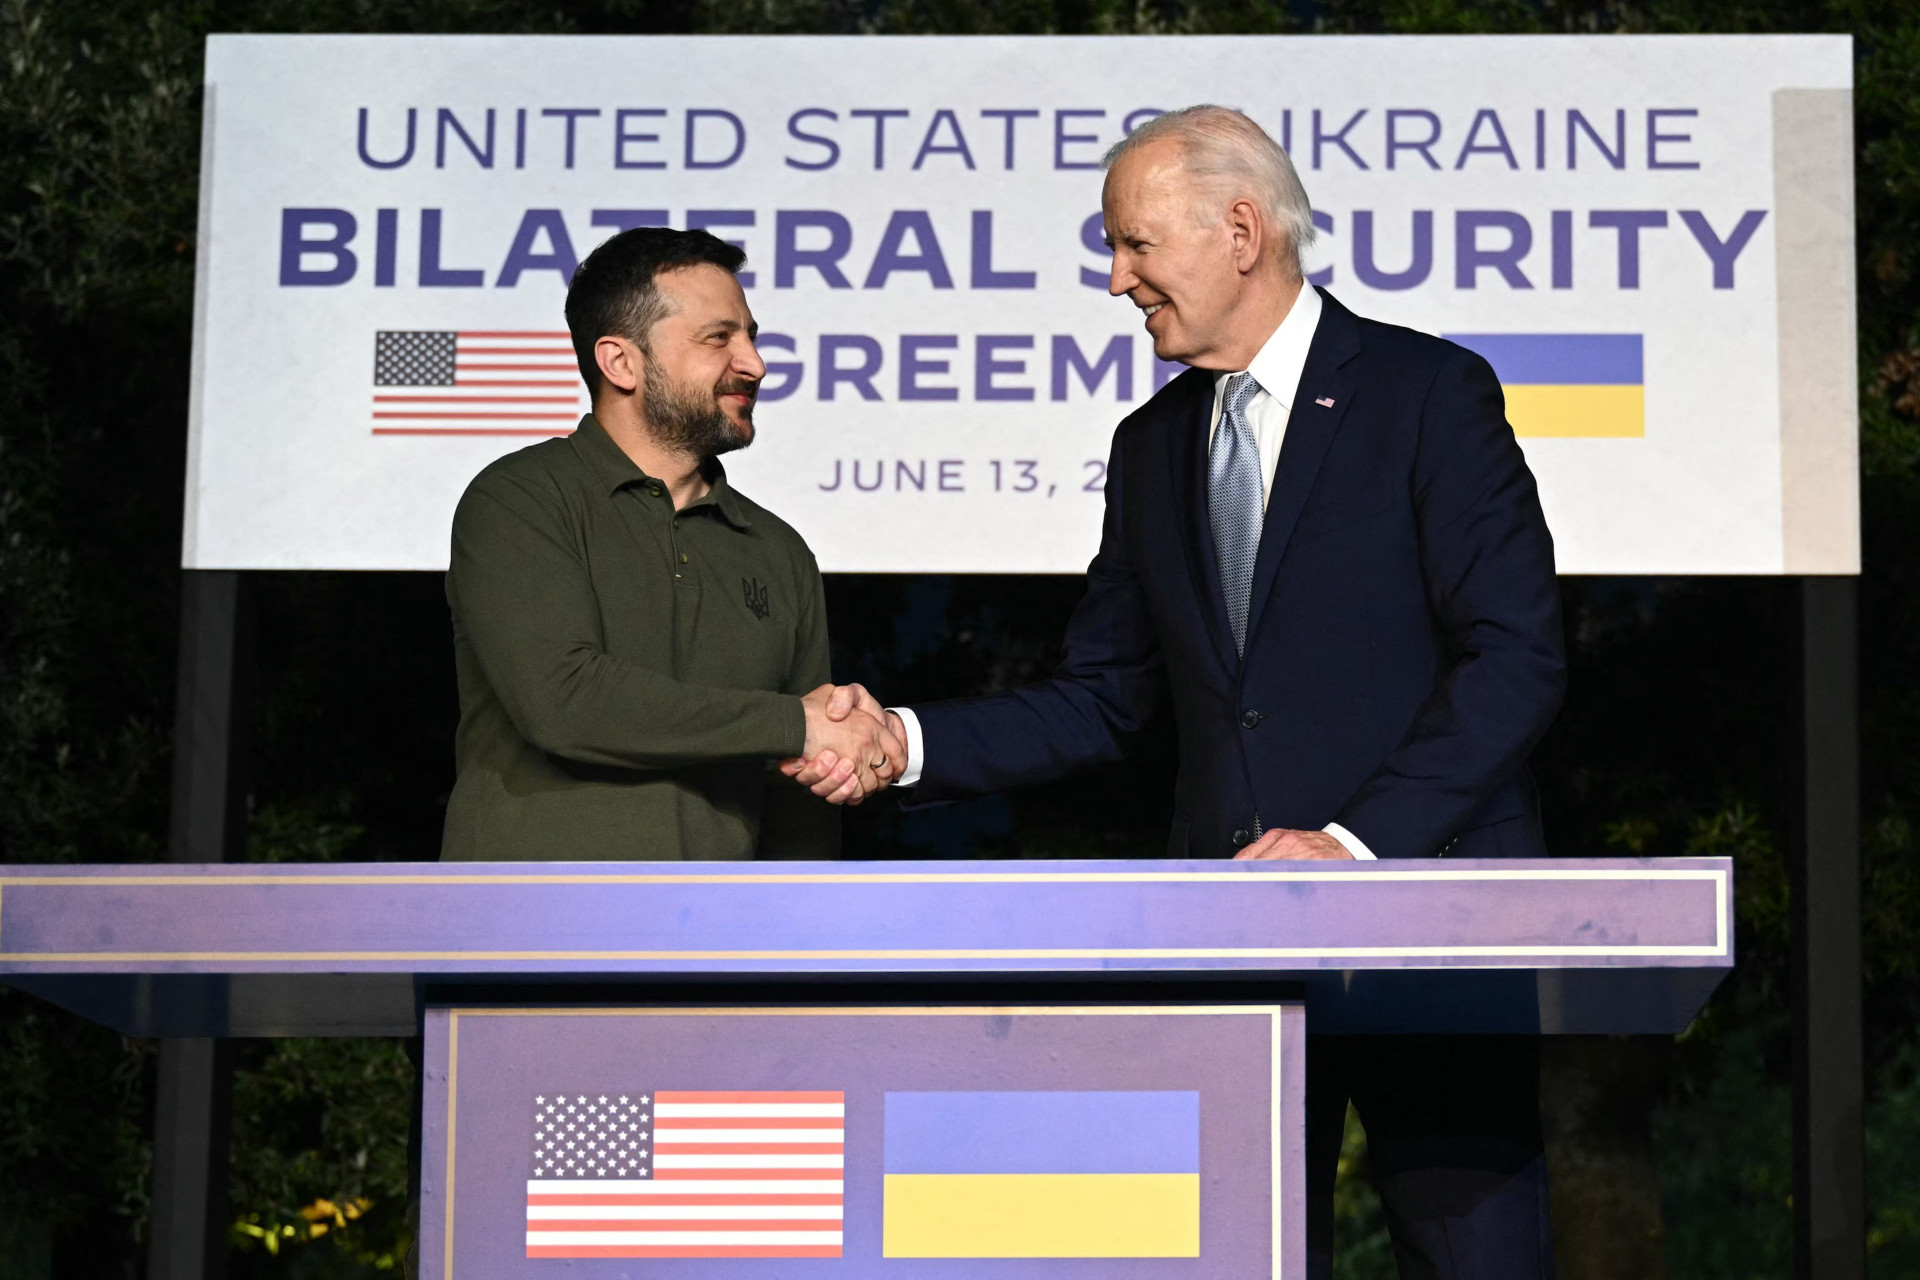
[441,228,904,862]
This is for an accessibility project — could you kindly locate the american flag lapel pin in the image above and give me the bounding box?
[1315,396,1336,408]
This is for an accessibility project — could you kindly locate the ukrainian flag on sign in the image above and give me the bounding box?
[1442,333,1645,437]
[882,1091,1200,1258]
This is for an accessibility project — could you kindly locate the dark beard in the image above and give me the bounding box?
[641,360,754,460]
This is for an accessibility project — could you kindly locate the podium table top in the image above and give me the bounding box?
[0,858,1731,1037]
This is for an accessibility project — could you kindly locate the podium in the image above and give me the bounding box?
[0,857,1731,1278]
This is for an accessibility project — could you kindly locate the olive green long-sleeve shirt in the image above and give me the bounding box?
[440,414,837,862]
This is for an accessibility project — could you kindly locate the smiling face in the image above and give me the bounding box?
[1103,137,1273,371]
[637,263,766,456]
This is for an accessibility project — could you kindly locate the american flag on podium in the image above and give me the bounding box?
[525,1090,846,1258]
[370,330,584,436]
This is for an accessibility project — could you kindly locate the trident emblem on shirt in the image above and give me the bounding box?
[742,576,771,620]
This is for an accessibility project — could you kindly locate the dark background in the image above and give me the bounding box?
[2,2,1918,1277]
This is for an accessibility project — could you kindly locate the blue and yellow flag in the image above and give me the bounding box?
[881,1090,1201,1258]
[1443,333,1645,438]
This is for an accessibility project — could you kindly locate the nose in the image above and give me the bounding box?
[736,335,767,381]
[1108,250,1138,299]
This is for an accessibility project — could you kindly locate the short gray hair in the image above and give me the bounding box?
[1103,105,1316,278]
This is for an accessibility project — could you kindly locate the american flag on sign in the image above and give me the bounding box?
[525,1090,846,1259]
[371,330,584,437]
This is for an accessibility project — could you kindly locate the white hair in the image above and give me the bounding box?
[1103,105,1316,278]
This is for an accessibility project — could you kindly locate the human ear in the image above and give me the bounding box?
[1226,198,1265,274]
[594,336,643,395]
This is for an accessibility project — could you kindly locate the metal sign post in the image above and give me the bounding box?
[149,570,250,1280]
[1793,575,1865,1280]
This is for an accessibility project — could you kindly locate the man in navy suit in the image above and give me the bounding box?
[788,105,1566,1278]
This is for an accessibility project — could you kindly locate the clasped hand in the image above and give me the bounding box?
[1232,828,1354,860]
[781,684,906,805]
[780,689,1353,852]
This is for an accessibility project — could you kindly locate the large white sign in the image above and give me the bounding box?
[187,34,1857,573]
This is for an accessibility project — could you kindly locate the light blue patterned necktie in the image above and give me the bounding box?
[1208,372,1264,657]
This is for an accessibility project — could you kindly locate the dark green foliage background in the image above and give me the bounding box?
[1,0,1918,1275]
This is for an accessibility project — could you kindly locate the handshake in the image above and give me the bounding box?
[776,682,1354,860]
[780,683,908,806]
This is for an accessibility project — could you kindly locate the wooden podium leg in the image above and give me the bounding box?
[149,571,251,1280]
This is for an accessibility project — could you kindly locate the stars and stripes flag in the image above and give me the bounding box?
[371,330,584,437]
[526,1090,846,1259]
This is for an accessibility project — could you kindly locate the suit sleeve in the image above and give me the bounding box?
[758,547,841,859]
[449,471,805,769]
[1332,348,1567,857]
[907,433,1167,802]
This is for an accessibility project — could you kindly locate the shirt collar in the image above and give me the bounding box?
[697,464,754,529]
[1212,283,1325,411]
[569,413,753,528]
[573,413,644,495]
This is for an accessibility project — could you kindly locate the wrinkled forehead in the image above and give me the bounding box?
[1102,141,1201,224]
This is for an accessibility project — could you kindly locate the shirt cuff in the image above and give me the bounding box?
[888,706,925,788]
[1323,822,1377,860]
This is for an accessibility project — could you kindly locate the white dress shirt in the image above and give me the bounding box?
[891,284,1377,860]
[1208,279,1321,512]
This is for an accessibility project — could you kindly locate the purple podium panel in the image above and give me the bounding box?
[0,859,1728,971]
[0,859,1732,1035]
[421,1004,1309,1280]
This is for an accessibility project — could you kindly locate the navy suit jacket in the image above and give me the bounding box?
[911,289,1567,859]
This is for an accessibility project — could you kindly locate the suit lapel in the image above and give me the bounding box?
[1244,289,1365,647]
[1163,370,1239,678]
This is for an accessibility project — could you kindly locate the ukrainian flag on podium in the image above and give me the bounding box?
[882,1091,1202,1258]
[1442,333,1645,437]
